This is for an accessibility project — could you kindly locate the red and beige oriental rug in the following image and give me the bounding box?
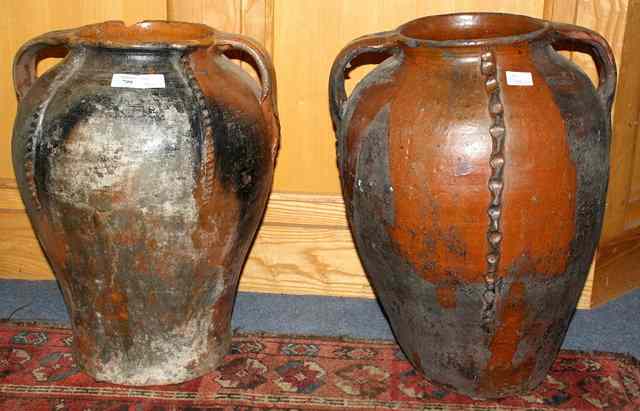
[0,322,639,410]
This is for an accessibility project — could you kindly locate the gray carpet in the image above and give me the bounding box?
[1,279,638,358]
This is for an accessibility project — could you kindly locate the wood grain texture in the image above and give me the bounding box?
[591,227,640,306]
[624,199,640,229]
[168,0,244,31]
[591,251,640,306]
[1,0,636,308]
[544,0,579,22]
[0,179,594,308]
[166,0,274,89]
[626,3,640,224]
[629,131,640,216]
[272,0,545,194]
[545,0,628,81]
[167,0,273,50]
[0,211,52,280]
[0,0,166,182]
[577,257,597,308]
[543,0,639,300]
[543,0,579,61]
[574,0,628,83]
[601,0,640,240]
[0,178,371,296]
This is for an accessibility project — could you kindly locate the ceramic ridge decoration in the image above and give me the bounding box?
[22,102,46,210]
[330,13,615,398]
[480,50,505,327]
[181,54,216,204]
[11,21,279,386]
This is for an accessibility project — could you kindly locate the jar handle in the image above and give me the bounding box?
[214,32,277,111]
[550,22,617,113]
[13,29,72,102]
[329,31,401,129]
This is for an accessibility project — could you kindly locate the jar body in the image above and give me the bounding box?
[13,32,278,385]
[335,28,611,397]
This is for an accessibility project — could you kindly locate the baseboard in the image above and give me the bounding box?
[1,177,597,308]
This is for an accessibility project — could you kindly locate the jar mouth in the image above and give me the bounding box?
[70,21,215,49]
[397,13,549,47]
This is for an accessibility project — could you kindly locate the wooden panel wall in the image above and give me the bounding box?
[622,0,640,230]
[545,0,640,242]
[578,0,639,242]
[1,0,638,308]
[271,0,545,194]
[167,0,274,54]
[168,0,544,194]
[546,0,628,83]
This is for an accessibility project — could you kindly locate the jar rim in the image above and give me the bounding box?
[397,13,550,47]
[68,20,216,50]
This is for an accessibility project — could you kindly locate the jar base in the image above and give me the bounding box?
[77,333,231,386]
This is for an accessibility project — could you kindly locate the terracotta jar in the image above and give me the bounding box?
[12,21,279,385]
[330,13,615,398]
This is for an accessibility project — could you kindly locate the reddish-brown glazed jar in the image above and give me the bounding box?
[12,21,279,385]
[330,13,615,398]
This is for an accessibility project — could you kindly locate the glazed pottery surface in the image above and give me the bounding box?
[330,13,615,398]
[12,21,279,385]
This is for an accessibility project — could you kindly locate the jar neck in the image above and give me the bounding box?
[398,34,551,60]
[71,46,184,70]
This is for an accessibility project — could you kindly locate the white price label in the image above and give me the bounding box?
[505,71,534,86]
[111,73,166,89]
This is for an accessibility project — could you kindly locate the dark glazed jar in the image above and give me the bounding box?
[12,21,279,385]
[329,13,615,398]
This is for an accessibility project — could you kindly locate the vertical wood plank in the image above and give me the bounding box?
[543,0,578,60]
[167,0,273,53]
[574,0,628,84]
[448,0,544,14]
[601,0,640,240]
[272,0,546,194]
[545,1,637,241]
[628,120,640,218]
[624,2,640,221]
[168,0,242,34]
[166,1,274,92]
[243,0,274,53]
[544,0,579,23]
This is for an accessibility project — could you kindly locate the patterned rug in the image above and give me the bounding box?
[0,322,639,410]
